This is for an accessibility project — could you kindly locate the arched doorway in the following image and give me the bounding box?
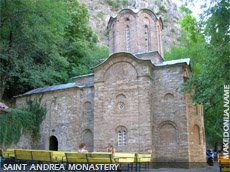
[49,135,58,151]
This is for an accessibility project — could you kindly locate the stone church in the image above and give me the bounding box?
[16,9,206,162]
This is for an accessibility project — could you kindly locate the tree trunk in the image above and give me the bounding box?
[0,30,13,100]
[0,75,7,101]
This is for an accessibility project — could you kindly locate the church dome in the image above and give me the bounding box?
[107,8,163,57]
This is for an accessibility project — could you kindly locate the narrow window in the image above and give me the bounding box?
[193,125,201,145]
[112,31,115,53]
[145,25,150,52]
[117,126,127,146]
[125,25,131,51]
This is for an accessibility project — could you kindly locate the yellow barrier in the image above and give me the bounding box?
[65,152,87,163]
[87,152,114,163]
[2,148,152,168]
[15,149,32,161]
[52,151,66,163]
[114,153,136,163]
[218,155,230,172]
[2,148,15,158]
[135,153,151,163]
[31,150,53,162]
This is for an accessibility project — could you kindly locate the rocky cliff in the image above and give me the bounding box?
[79,0,183,52]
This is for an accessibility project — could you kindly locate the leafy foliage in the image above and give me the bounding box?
[0,99,46,147]
[165,5,207,75]
[66,45,109,78]
[190,0,230,145]
[61,1,108,77]
[0,0,70,99]
[0,0,109,100]
[165,1,230,145]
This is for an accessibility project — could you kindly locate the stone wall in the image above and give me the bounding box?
[16,87,94,152]
[151,65,189,162]
[93,53,153,152]
[186,92,206,162]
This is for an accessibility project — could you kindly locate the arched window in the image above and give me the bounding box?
[145,25,150,52]
[159,122,177,145]
[83,101,93,123]
[125,25,131,51]
[116,126,127,146]
[193,125,201,145]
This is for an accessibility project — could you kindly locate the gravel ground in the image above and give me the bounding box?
[139,162,219,172]
[149,164,219,172]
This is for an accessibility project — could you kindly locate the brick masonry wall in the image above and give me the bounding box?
[93,53,153,152]
[16,87,94,152]
[151,65,189,162]
[109,10,163,56]
[185,92,206,162]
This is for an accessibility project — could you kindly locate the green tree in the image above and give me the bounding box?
[165,5,207,75]
[0,99,46,147]
[189,0,230,144]
[0,0,109,100]
[165,0,230,145]
[0,0,70,99]
[62,0,108,78]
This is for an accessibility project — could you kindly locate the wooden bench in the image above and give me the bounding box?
[87,152,114,164]
[65,152,88,163]
[135,153,151,172]
[135,153,151,163]
[218,155,230,172]
[8,149,67,163]
[114,153,136,172]
[2,148,16,163]
[31,150,53,162]
[2,148,15,159]
[52,151,66,163]
[114,153,136,163]
[15,149,32,162]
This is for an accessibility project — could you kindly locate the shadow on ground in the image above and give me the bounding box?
[149,162,219,172]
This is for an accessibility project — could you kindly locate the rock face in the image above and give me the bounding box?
[79,0,183,52]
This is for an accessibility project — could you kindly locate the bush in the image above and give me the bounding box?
[0,99,46,146]
[159,5,167,13]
